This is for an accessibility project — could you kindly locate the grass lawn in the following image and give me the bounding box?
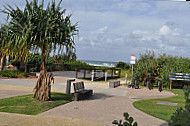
[133,89,185,121]
[0,92,72,115]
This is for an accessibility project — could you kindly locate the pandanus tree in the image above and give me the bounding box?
[0,25,14,70]
[3,0,78,100]
[135,50,157,86]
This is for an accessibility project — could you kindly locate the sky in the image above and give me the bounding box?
[0,0,190,62]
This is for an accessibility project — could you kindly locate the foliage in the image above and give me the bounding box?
[0,25,14,70]
[0,70,29,78]
[64,60,92,69]
[2,0,78,71]
[120,69,132,79]
[115,62,130,69]
[25,53,55,65]
[65,61,92,71]
[2,0,78,101]
[133,89,185,121]
[169,86,190,126]
[134,51,190,88]
[0,92,72,115]
[62,50,77,62]
[112,112,138,126]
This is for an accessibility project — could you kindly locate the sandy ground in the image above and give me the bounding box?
[0,71,175,126]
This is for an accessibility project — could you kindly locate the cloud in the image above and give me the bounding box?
[95,26,108,34]
[1,0,190,61]
[159,25,171,35]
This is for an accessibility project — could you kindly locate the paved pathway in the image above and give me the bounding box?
[0,71,175,126]
[0,112,103,126]
[39,87,173,126]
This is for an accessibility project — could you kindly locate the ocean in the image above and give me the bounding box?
[80,60,118,67]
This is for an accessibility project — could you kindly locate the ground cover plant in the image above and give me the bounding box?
[0,92,72,115]
[115,62,130,69]
[133,89,185,121]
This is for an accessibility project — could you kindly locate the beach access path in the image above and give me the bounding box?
[0,71,174,126]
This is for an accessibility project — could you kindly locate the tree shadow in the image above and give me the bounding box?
[51,93,72,101]
[81,93,113,101]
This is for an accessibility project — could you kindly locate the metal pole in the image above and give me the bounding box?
[132,64,133,77]
[131,64,133,82]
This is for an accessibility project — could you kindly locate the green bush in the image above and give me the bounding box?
[0,70,18,78]
[169,86,190,126]
[25,53,55,66]
[134,51,190,88]
[63,60,92,70]
[115,62,130,69]
[20,72,29,77]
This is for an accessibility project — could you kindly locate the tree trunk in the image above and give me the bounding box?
[33,71,54,101]
[41,53,46,71]
[0,55,5,71]
[19,56,25,71]
[6,55,9,66]
[33,47,54,101]
[143,78,147,86]
[20,56,24,67]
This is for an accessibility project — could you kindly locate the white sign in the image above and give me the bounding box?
[130,55,136,64]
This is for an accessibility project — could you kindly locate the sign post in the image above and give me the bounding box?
[130,55,136,82]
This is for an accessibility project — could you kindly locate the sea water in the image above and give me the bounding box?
[80,60,117,67]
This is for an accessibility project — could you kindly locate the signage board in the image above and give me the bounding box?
[130,55,136,64]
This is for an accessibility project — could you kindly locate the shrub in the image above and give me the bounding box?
[112,112,138,126]
[115,62,130,69]
[63,60,92,70]
[0,70,18,78]
[0,70,29,78]
[20,72,29,77]
[169,86,190,126]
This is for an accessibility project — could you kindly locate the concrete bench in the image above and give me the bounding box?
[109,81,120,88]
[73,82,93,101]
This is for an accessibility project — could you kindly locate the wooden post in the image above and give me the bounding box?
[170,71,173,89]
[105,71,107,81]
[170,80,172,89]
[111,69,113,77]
[91,70,94,81]
[84,69,86,78]
[94,70,96,79]
[119,69,121,77]
[125,74,128,84]
[75,68,78,78]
